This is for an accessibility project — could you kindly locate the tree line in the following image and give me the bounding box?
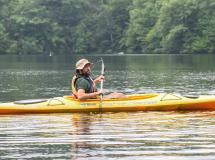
[0,0,215,54]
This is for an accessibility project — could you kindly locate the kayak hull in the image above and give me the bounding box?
[1,93,215,114]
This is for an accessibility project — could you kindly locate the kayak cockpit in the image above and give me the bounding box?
[14,99,47,104]
[63,94,159,101]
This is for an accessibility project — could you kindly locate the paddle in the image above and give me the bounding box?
[99,58,105,112]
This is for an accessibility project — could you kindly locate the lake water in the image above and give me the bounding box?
[0,54,215,159]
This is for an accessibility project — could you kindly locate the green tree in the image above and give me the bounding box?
[156,0,199,54]
[107,0,132,53]
[191,0,215,53]
[5,0,100,54]
[125,0,160,53]
[6,0,49,54]
[0,0,11,54]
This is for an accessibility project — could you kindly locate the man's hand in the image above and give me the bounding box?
[94,75,105,84]
[97,90,105,96]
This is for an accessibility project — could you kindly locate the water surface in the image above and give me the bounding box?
[0,54,215,159]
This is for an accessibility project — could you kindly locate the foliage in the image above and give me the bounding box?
[0,0,215,54]
[125,0,161,53]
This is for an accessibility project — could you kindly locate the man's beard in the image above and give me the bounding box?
[82,70,90,76]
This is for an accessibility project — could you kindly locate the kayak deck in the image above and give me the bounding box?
[0,93,215,114]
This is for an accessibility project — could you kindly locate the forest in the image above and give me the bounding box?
[0,0,215,54]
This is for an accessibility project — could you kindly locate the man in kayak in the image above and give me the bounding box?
[72,59,127,100]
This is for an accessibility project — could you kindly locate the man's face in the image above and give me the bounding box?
[81,64,91,76]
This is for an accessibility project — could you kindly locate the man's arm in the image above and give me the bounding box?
[93,75,105,84]
[77,89,105,100]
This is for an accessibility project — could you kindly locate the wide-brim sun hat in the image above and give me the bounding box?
[75,59,93,73]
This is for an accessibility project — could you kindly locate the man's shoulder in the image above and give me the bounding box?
[76,77,90,84]
[75,76,91,91]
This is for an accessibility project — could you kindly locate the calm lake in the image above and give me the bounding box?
[0,54,215,159]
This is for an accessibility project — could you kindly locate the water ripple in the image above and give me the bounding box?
[0,111,215,159]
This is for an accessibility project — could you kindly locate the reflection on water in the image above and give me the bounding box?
[1,111,215,159]
[1,54,215,159]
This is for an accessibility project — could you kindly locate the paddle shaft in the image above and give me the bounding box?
[99,59,105,112]
[99,59,105,98]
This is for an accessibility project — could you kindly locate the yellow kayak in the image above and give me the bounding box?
[0,93,215,114]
